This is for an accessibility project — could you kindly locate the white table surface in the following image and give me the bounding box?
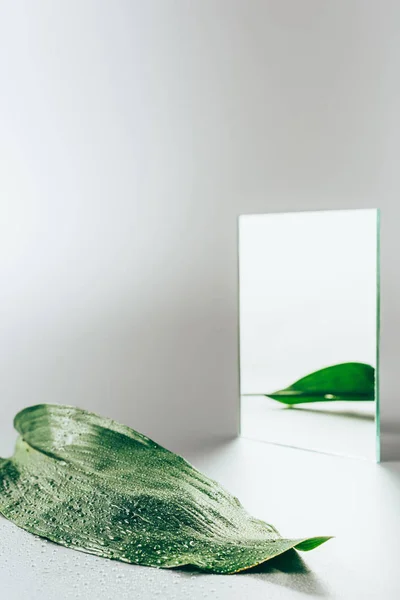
[1,434,399,600]
[241,395,376,460]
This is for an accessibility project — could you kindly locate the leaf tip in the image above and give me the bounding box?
[295,536,334,552]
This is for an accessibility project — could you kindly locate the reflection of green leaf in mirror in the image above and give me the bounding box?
[266,362,375,405]
[0,405,331,574]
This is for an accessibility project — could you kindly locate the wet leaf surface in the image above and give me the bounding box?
[0,404,330,573]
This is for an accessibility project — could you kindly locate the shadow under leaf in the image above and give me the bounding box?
[239,550,329,596]
[175,549,330,597]
[287,406,374,422]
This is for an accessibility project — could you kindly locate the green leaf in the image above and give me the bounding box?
[0,404,331,573]
[266,362,375,405]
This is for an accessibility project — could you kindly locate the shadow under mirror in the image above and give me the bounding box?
[239,209,379,461]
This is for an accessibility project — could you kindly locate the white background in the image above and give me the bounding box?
[239,209,377,394]
[0,1,399,459]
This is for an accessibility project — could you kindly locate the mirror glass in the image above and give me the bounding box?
[239,209,379,461]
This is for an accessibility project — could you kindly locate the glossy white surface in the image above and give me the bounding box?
[241,396,376,460]
[239,211,378,396]
[1,435,399,599]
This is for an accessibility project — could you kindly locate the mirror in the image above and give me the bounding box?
[239,209,379,461]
